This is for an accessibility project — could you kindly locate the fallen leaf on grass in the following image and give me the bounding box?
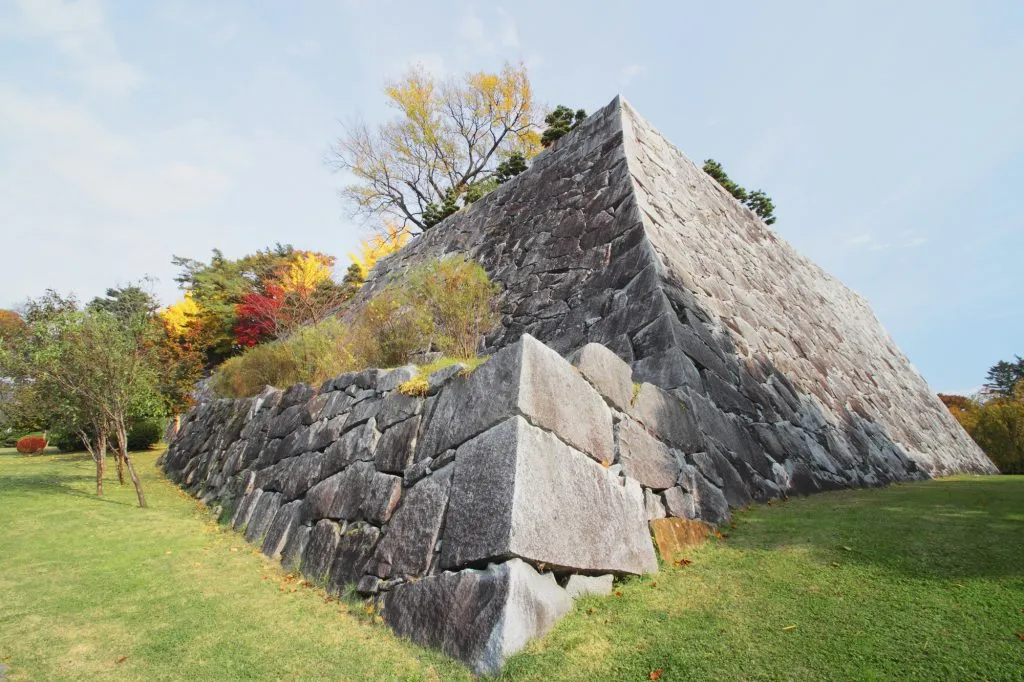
[673,558,692,567]
[650,581,658,588]
[1016,632,1024,641]
[649,669,663,680]
[782,625,798,632]
[586,608,596,615]
[841,546,852,552]
[115,656,128,664]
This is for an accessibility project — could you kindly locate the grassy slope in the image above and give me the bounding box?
[0,450,1021,681]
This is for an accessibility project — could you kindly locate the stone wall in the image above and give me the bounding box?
[164,95,997,672]
[353,96,996,499]
[165,334,733,673]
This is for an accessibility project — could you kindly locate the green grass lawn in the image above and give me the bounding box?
[0,449,1021,681]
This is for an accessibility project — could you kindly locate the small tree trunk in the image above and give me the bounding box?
[115,417,146,508]
[116,447,126,485]
[96,431,106,497]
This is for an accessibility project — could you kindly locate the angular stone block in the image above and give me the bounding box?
[327,523,381,593]
[324,421,379,473]
[650,517,712,561]
[381,558,571,675]
[302,519,341,584]
[371,467,453,579]
[565,573,614,599]
[441,416,656,575]
[262,500,303,559]
[281,523,311,571]
[326,461,402,525]
[616,417,680,489]
[374,416,421,474]
[627,383,703,452]
[244,491,282,544]
[418,334,614,464]
[569,342,635,412]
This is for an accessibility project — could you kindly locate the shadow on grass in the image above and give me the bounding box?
[0,469,134,507]
[725,476,1024,580]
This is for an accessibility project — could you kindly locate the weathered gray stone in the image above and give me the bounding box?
[644,488,666,520]
[374,416,421,474]
[326,461,402,525]
[244,491,282,543]
[327,523,381,593]
[262,500,303,559]
[427,363,469,394]
[565,573,614,599]
[662,486,696,519]
[281,523,311,571]
[323,420,379,472]
[402,457,432,487]
[627,383,704,452]
[616,418,680,489]
[381,558,571,675]
[377,392,422,429]
[378,365,418,392]
[418,335,614,464]
[231,488,263,531]
[372,467,453,579]
[441,416,656,575]
[569,342,635,412]
[302,519,341,584]
[693,474,729,525]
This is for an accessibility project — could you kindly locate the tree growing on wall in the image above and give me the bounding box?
[702,159,777,225]
[330,62,542,231]
[540,106,587,147]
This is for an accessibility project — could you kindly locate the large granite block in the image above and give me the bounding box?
[417,335,614,464]
[441,416,656,575]
[381,558,571,675]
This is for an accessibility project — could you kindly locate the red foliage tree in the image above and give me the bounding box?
[15,436,47,454]
[233,284,286,347]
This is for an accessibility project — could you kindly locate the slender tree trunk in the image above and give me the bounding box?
[96,431,106,497]
[78,428,105,497]
[116,447,126,485]
[115,417,146,508]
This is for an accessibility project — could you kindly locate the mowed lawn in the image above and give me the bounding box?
[0,450,1022,681]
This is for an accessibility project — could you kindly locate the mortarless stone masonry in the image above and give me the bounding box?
[163,96,996,673]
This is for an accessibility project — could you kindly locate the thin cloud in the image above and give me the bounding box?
[10,0,143,97]
[618,63,648,87]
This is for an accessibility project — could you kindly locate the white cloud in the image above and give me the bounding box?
[618,63,648,87]
[843,232,929,251]
[9,0,143,97]
[457,5,521,56]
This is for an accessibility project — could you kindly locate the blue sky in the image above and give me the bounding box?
[1,0,1021,394]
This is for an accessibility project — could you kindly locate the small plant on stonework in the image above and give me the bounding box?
[397,376,429,397]
[541,105,587,147]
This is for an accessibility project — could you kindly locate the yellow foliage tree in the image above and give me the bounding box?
[348,223,413,284]
[160,292,200,338]
[331,62,541,231]
[279,251,334,296]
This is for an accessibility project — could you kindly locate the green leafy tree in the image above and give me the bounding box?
[0,299,161,505]
[422,188,461,229]
[494,151,527,183]
[702,159,777,225]
[984,357,1024,398]
[541,106,587,147]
